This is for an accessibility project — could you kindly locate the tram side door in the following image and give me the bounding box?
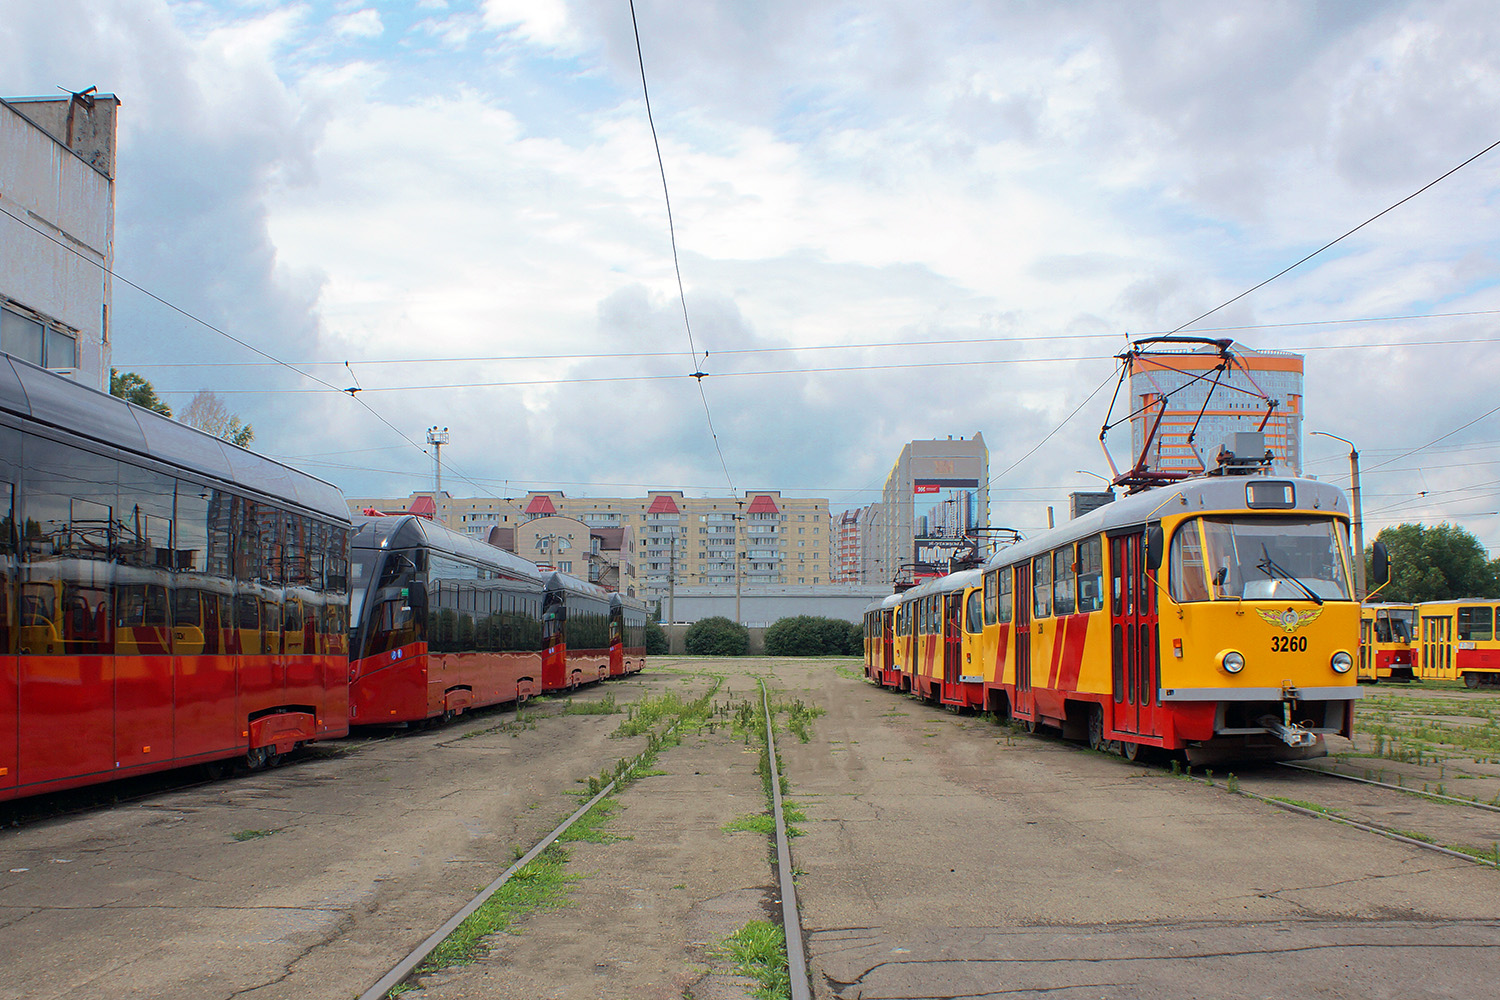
[881,611,894,673]
[1359,617,1373,680]
[943,594,962,691]
[1422,614,1453,681]
[1014,563,1033,722]
[1111,531,1161,739]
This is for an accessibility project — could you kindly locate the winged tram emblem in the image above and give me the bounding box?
[1256,607,1323,633]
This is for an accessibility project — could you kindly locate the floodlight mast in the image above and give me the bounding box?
[427,427,450,495]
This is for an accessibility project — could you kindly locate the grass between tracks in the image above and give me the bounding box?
[388,679,720,997]
[712,919,792,1000]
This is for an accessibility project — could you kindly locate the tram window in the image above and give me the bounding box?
[1077,537,1104,613]
[1033,555,1052,618]
[1168,522,1210,603]
[965,590,983,634]
[1457,607,1494,642]
[115,464,175,567]
[175,482,210,573]
[983,570,998,626]
[998,567,1013,623]
[1053,547,1076,616]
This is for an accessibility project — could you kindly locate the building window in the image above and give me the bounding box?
[2,305,78,370]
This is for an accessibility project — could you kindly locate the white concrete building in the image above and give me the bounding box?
[0,92,119,390]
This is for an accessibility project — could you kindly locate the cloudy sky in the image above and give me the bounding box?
[4,0,1500,552]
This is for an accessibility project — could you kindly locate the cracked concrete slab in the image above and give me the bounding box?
[764,660,1500,1000]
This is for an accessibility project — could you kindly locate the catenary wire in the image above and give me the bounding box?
[1170,136,1500,334]
[117,320,1500,370]
[628,0,735,493]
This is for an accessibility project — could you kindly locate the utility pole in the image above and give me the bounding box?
[667,536,677,624]
[734,500,746,625]
[1312,431,1366,600]
[427,426,449,495]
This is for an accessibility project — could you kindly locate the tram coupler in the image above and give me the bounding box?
[1259,714,1317,748]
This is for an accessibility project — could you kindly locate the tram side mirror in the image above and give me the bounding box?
[1370,540,1390,587]
[1144,524,1164,572]
[406,581,428,618]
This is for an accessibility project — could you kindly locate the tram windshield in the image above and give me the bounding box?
[1374,607,1415,642]
[1169,516,1352,603]
[348,544,382,626]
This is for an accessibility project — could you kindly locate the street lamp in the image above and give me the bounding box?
[1311,431,1366,600]
[1074,469,1112,486]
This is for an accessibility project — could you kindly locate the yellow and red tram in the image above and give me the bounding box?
[862,592,900,687]
[1358,603,1417,682]
[1416,600,1500,688]
[869,473,1376,761]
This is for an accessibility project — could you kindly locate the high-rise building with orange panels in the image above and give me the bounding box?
[1126,343,1303,477]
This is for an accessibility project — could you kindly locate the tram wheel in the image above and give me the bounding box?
[1121,740,1142,762]
[1023,714,1038,735]
[1464,673,1481,689]
[1087,707,1107,751]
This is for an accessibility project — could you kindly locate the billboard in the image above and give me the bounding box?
[911,478,981,579]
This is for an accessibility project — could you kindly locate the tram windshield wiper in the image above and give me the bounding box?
[1256,545,1323,605]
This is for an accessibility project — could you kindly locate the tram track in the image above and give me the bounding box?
[355,677,814,1000]
[1276,759,1500,815]
[357,721,682,1000]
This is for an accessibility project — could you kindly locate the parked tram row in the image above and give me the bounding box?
[864,473,1389,762]
[0,356,647,803]
[1359,601,1500,687]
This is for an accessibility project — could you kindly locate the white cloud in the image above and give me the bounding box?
[331,9,383,40]
[3,0,1500,555]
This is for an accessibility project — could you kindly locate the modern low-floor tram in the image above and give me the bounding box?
[348,515,549,725]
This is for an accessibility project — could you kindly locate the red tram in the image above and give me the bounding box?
[542,572,613,690]
[348,515,548,724]
[0,356,352,801]
[609,592,648,677]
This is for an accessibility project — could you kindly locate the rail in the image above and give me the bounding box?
[358,722,679,1000]
[760,677,812,1000]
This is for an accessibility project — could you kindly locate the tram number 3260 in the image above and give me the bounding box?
[1271,635,1309,652]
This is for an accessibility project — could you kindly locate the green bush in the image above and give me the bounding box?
[684,616,750,656]
[764,615,862,656]
[644,619,670,655]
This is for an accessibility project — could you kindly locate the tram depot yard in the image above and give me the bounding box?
[3,657,1498,1000]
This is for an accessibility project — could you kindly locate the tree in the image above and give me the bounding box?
[644,619,670,655]
[764,615,862,656]
[1367,523,1499,602]
[181,390,254,447]
[683,616,749,656]
[109,369,172,415]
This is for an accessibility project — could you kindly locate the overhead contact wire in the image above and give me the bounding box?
[629,0,736,492]
[1172,136,1500,334]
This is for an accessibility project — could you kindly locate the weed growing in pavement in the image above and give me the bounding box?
[1392,828,1437,844]
[559,692,620,715]
[407,843,579,981]
[1226,773,1240,793]
[1267,796,1341,816]
[232,829,274,842]
[713,920,792,1000]
[781,698,826,743]
[834,664,863,681]
[1448,843,1500,867]
[723,813,777,836]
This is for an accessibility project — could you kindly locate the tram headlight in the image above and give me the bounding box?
[1331,651,1353,674]
[1219,650,1246,674]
